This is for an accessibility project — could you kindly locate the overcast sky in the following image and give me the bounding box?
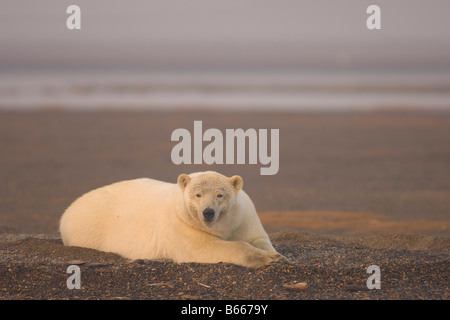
[1,0,450,71]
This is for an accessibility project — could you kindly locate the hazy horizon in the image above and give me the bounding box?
[1,0,450,72]
[1,1,449,111]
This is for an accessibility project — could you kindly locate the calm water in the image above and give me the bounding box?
[1,70,450,111]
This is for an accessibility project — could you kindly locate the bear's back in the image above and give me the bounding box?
[60,178,179,250]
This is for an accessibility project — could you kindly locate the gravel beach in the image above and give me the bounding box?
[0,231,448,300]
[0,110,449,300]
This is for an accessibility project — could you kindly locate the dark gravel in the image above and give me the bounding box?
[1,231,448,300]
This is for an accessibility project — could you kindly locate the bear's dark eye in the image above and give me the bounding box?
[196,194,201,198]
[217,194,223,198]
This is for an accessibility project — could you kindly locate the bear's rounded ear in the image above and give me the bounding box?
[229,175,243,191]
[177,174,191,190]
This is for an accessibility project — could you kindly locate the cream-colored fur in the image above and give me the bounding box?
[60,171,286,268]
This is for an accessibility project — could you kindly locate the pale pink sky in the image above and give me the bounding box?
[1,0,450,71]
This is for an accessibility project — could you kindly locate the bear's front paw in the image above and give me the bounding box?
[270,252,293,265]
[244,249,286,269]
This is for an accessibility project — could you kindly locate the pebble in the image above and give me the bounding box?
[283,282,308,291]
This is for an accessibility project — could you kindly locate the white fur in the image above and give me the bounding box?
[60,171,285,268]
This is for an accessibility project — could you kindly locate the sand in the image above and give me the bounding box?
[0,110,449,300]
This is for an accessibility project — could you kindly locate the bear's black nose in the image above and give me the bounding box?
[202,208,215,222]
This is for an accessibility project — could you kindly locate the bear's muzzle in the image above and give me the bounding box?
[202,208,215,222]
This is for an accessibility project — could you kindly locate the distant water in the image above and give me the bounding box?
[0,70,449,111]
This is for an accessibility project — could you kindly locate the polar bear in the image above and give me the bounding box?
[60,171,287,268]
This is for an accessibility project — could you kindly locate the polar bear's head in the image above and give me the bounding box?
[177,171,243,227]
